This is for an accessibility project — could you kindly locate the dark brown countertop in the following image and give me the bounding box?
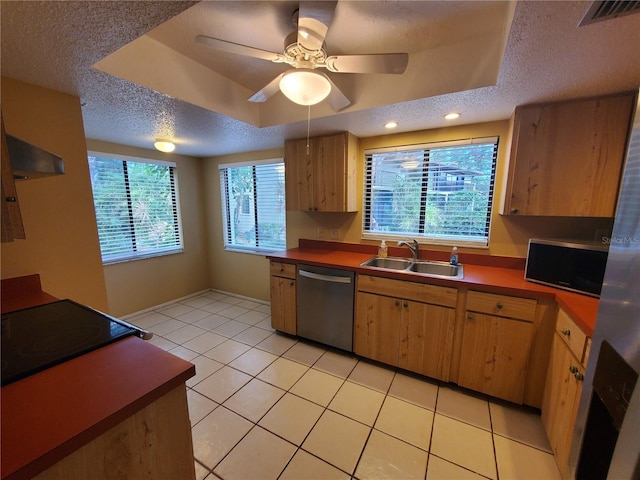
[268,240,599,336]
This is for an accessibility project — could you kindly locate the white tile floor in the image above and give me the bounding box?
[127,290,562,480]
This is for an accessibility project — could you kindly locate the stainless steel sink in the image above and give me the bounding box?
[409,260,463,279]
[360,256,464,279]
[360,256,412,270]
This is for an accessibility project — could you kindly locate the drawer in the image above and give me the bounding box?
[466,291,536,322]
[557,308,587,363]
[356,274,457,307]
[270,261,296,279]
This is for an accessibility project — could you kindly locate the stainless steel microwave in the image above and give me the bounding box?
[525,238,609,297]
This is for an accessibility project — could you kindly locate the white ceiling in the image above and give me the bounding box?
[1,1,639,158]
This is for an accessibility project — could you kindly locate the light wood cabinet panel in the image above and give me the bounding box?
[556,308,587,363]
[357,275,457,307]
[355,276,456,381]
[502,91,635,217]
[458,312,533,403]
[399,300,455,381]
[284,132,359,212]
[354,292,401,366]
[270,262,297,335]
[542,333,585,478]
[1,114,25,242]
[34,385,195,480]
[466,290,536,321]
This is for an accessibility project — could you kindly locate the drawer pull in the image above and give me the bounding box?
[495,302,503,310]
[561,328,570,336]
[574,372,584,381]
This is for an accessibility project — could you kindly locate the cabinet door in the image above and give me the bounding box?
[542,334,584,477]
[398,301,455,382]
[354,292,400,365]
[284,137,314,211]
[270,276,296,335]
[312,133,348,212]
[503,92,635,216]
[458,312,533,403]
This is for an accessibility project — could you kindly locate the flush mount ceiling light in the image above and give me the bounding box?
[444,112,461,120]
[154,140,175,153]
[385,121,398,129]
[279,69,332,106]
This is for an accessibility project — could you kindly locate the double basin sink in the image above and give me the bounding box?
[360,256,464,279]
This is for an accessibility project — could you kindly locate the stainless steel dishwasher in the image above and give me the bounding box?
[297,264,355,352]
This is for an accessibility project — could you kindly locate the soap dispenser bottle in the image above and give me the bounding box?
[379,240,388,258]
[450,246,458,266]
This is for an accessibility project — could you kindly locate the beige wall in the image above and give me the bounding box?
[86,140,210,317]
[203,121,613,301]
[1,77,109,311]
[203,149,284,302]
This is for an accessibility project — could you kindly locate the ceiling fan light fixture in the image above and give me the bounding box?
[154,140,176,153]
[279,69,331,106]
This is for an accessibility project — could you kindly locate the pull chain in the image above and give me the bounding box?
[306,104,311,155]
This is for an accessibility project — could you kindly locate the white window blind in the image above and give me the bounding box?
[88,153,183,264]
[363,137,498,246]
[219,159,286,253]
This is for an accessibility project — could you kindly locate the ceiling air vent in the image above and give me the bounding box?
[579,0,640,26]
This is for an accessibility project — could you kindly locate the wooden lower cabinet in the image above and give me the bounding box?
[398,300,455,381]
[269,261,297,335]
[354,276,456,382]
[33,385,195,480]
[542,311,588,479]
[458,313,533,403]
[354,292,401,366]
[542,334,584,478]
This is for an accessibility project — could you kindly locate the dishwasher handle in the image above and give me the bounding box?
[299,269,353,284]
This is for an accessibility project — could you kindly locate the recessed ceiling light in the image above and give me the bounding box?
[444,112,461,120]
[154,140,175,153]
[385,121,398,129]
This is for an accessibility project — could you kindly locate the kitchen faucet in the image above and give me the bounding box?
[398,239,420,261]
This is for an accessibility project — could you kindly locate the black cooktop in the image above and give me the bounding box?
[1,299,137,386]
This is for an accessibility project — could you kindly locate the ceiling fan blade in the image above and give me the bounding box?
[325,53,409,74]
[297,1,337,51]
[196,35,282,62]
[325,77,351,111]
[248,74,284,103]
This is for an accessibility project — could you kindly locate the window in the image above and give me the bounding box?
[87,153,183,264]
[363,137,498,246]
[219,159,286,253]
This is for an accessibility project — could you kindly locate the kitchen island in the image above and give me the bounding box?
[1,275,196,480]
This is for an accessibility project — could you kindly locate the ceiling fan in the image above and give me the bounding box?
[195,1,409,111]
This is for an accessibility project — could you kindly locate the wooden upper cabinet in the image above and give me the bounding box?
[285,132,359,212]
[1,114,26,243]
[502,91,636,217]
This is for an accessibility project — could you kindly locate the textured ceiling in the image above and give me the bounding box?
[1,1,640,158]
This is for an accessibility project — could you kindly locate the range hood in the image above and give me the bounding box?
[6,134,65,180]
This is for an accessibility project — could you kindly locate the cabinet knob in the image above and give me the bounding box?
[467,313,473,320]
[395,300,400,306]
[289,281,294,286]
[561,328,570,336]
[495,302,503,310]
[574,372,584,381]
[510,208,519,214]
[403,301,408,308]
[569,365,578,374]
